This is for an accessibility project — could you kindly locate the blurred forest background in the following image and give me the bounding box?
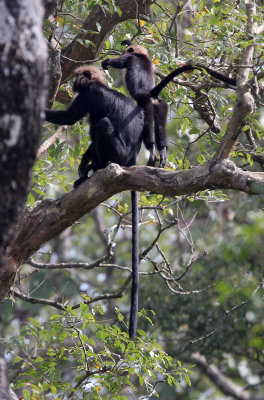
[1,0,264,399]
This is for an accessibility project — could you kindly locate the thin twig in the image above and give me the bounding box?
[37,126,68,158]
[190,301,248,344]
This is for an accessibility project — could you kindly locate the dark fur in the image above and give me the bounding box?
[121,39,134,47]
[102,44,167,167]
[45,65,144,178]
[102,44,236,167]
[45,66,143,339]
[150,64,236,98]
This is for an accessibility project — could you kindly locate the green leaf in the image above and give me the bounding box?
[116,6,122,16]
[185,374,192,386]
[28,318,41,327]
[13,356,23,363]
[23,389,30,400]
[50,385,58,394]
[198,2,204,12]
[197,154,206,164]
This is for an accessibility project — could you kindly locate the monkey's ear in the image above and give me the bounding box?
[83,71,92,79]
[101,60,109,70]
[121,39,133,46]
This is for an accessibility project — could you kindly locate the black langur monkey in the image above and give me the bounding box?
[45,65,144,339]
[101,44,236,167]
[102,44,168,168]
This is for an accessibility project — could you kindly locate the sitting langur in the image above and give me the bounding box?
[45,65,144,339]
[101,43,236,167]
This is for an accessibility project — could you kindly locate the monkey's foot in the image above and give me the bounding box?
[147,144,158,166]
[74,175,88,189]
[159,148,167,168]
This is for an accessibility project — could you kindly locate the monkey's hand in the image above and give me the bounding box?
[101,59,110,70]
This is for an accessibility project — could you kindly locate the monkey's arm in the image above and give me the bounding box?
[101,54,131,70]
[45,94,89,125]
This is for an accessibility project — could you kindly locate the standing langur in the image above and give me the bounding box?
[102,42,168,168]
[102,43,236,166]
[45,65,145,339]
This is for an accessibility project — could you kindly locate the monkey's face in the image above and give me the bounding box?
[73,65,105,92]
[73,71,92,92]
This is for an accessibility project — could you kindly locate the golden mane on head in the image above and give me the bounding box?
[73,65,105,92]
[74,65,105,85]
[126,44,150,58]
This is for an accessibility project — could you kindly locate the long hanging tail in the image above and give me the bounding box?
[150,64,236,98]
[129,190,139,339]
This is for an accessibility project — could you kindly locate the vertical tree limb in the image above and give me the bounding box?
[0,0,47,296]
[0,344,11,400]
[214,1,257,162]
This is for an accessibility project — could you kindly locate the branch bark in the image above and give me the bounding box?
[0,344,11,400]
[46,46,62,107]
[37,125,67,157]
[214,1,257,161]
[0,1,47,300]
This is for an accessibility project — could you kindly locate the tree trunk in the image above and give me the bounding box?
[0,0,47,300]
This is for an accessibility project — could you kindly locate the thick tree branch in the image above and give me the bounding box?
[9,162,264,258]
[192,353,263,400]
[1,160,264,303]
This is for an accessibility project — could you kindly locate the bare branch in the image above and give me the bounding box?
[140,218,179,258]
[12,287,65,310]
[190,301,248,344]
[37,126,68,157]
[165,281,215,296]
[175,251,208,281]
[28,239,114,269]
[72,276,131,309]
[192,352,263,400]
[11,276,131,311]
